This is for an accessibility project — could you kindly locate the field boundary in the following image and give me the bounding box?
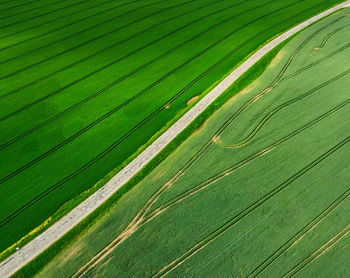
[1,1,350,277]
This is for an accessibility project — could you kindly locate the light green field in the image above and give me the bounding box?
[35,8,350,277]
[0,0,343,253]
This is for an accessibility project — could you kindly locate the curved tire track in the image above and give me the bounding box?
[0,0,309,209]
[1,1,348,276]
[74,13,349,276]
[318,23,350,48]
[152,135,350,277]
[46,8,349,278]
[281,42,350,82]
[143,99,350,225]
[224,69,350,148]
[75,98,350,278]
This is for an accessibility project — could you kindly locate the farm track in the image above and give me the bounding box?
[72,98,350,278]
[147,18,350,277]
[2,13,347,152]
[217,25,350,147]
[0,0,275,156]
[0,0,166,68]
[0,0,93,29]
[0,0,142,44]
[152,135,350,277]
[225,68,350,148]
[0,0,235,102]
[0,0,263,114]
[281,42,350,81]
[0,1,322,230]
[0,0,68,18]
[317,23,350,48]
[156,17,343,186]
[283,222,350,277]
[1,2,348,276]
[70,22,345,276]
[249,172,350,277]
[0,1,296,168]
[0,0,40,12]
[212,17,344,148]
[0,2,233,150]
[143,99,350,224]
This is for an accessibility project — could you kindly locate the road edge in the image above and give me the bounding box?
[1,1,350,276]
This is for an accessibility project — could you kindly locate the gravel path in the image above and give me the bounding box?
[1,1,350,276]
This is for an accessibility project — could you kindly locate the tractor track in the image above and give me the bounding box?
[0,0,41,12]
[0,0,93,29]
[249,176,350,277]
[70,27,348,276]
[0,1,233,151]
[0,0,320,232]
[281,42,350,82]
[0,0,68,18]
[224,69,350,148]
[318,23,350,48]
[0,0,262,115]
[0,1,304,185]
[143,98,350,225]
[0,0,233,102]
[0,1,305,228]
[210,16,343,148]
[152,135,350,277]
[283,222,350,277]
[2,6,347,152]
[75,98,350,278]
[2,1,347,274]
[0,0,167,68]
[0,0,287,182]
[0,0,140,44]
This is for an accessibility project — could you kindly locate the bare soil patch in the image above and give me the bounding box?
[187,96,199,106]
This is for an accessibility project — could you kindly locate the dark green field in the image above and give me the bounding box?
[35,8,350,277]
[0,0,343,253]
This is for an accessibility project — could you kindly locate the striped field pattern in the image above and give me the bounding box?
[34,8,350,277]
[0,0,344,254]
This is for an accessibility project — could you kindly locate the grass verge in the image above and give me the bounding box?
[8,30,292,278]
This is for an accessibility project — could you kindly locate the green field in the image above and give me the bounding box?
[0,0,343,253]
[34,8,350,277]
